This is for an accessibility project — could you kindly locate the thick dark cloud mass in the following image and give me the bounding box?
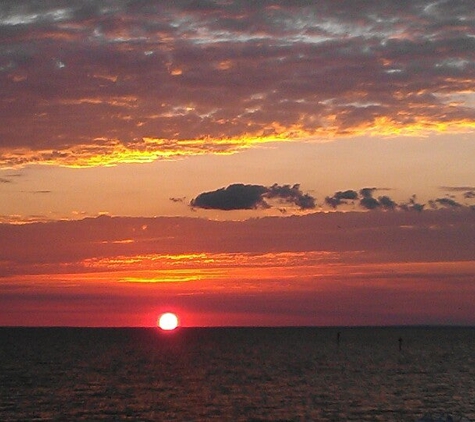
[191,183,316,211]
[0,0,474,166]
[191,184,268,210]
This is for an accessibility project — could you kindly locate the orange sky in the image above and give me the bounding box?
[1,1,475,326]
[1,211,474,326]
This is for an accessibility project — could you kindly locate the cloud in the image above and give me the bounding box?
[190,183,316,211]
[169,197,186,203]
[1,0,475,167]
[191,184,268,210]
[325,190,358,208]
[360,197,380,210]
[326,188,398,210]
[1,208,474,279]
[431,198,463,208]
[378,195,397,210]
[439,186,475,201]
[359,188,380,210]
[399,195,425,212]
[266,183,316,210]
[440,186,475,192]
[25,190,52,194]
[325,188,429,212]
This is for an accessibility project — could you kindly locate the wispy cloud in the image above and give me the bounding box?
[1,0,474,167]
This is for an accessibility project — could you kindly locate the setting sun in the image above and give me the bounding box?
[158,312,179,331]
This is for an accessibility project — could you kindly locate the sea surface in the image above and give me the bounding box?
[1,327,474,421]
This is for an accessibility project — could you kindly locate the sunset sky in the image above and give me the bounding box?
[1,0,475,327]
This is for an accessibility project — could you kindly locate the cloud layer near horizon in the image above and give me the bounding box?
[1,209,474,277]
[1,0,475,167]
[1,209,474,326]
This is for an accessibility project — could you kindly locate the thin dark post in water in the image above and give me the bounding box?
[337,331,341,347]
[398,337,403,351]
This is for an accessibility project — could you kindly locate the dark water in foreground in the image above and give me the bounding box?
[1,327,474,421]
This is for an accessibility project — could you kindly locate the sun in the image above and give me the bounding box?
[158,312,179,331]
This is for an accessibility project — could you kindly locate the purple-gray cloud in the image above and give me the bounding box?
[1,1,475,166]
[190,183,316,211]
[325,190,358,208]
[1,208,474,279]
[324,188,475,211]
[190,185,475,213]
[191,184,269,210]
[431,198,463,208]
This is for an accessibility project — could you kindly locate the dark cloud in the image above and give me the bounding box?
[360,197,381,210]
[191,184,268,210]
[399,195,425,212]
[325,190,358,208]
[378,195,397,210]
[438,186,475,202]
[190,184,474,214]
[266,184,316,210]
[190,183,316,211]
[433,198,463,208]
[169,197,186,203]
[359,188,377,199]
[325,188,431,212]
[440,186,475,192]
[0,0,474,167]
[359,188,379,210]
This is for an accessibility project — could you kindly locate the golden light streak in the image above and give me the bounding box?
[2,115,475,168]
[82,251,344,272]
[120,274,202,283]
[99,239,135,245]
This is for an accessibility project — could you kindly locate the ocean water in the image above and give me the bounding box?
[1,327,474,421]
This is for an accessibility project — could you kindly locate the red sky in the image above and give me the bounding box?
[0,0,474,326]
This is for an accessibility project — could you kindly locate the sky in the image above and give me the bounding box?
[1,0,475,327]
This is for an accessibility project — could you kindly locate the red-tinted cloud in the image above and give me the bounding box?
[1,1,474,167]
[1,209,475,326]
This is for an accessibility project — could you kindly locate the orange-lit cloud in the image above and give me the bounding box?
[1,1,474,167]
[1,209,474,326]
